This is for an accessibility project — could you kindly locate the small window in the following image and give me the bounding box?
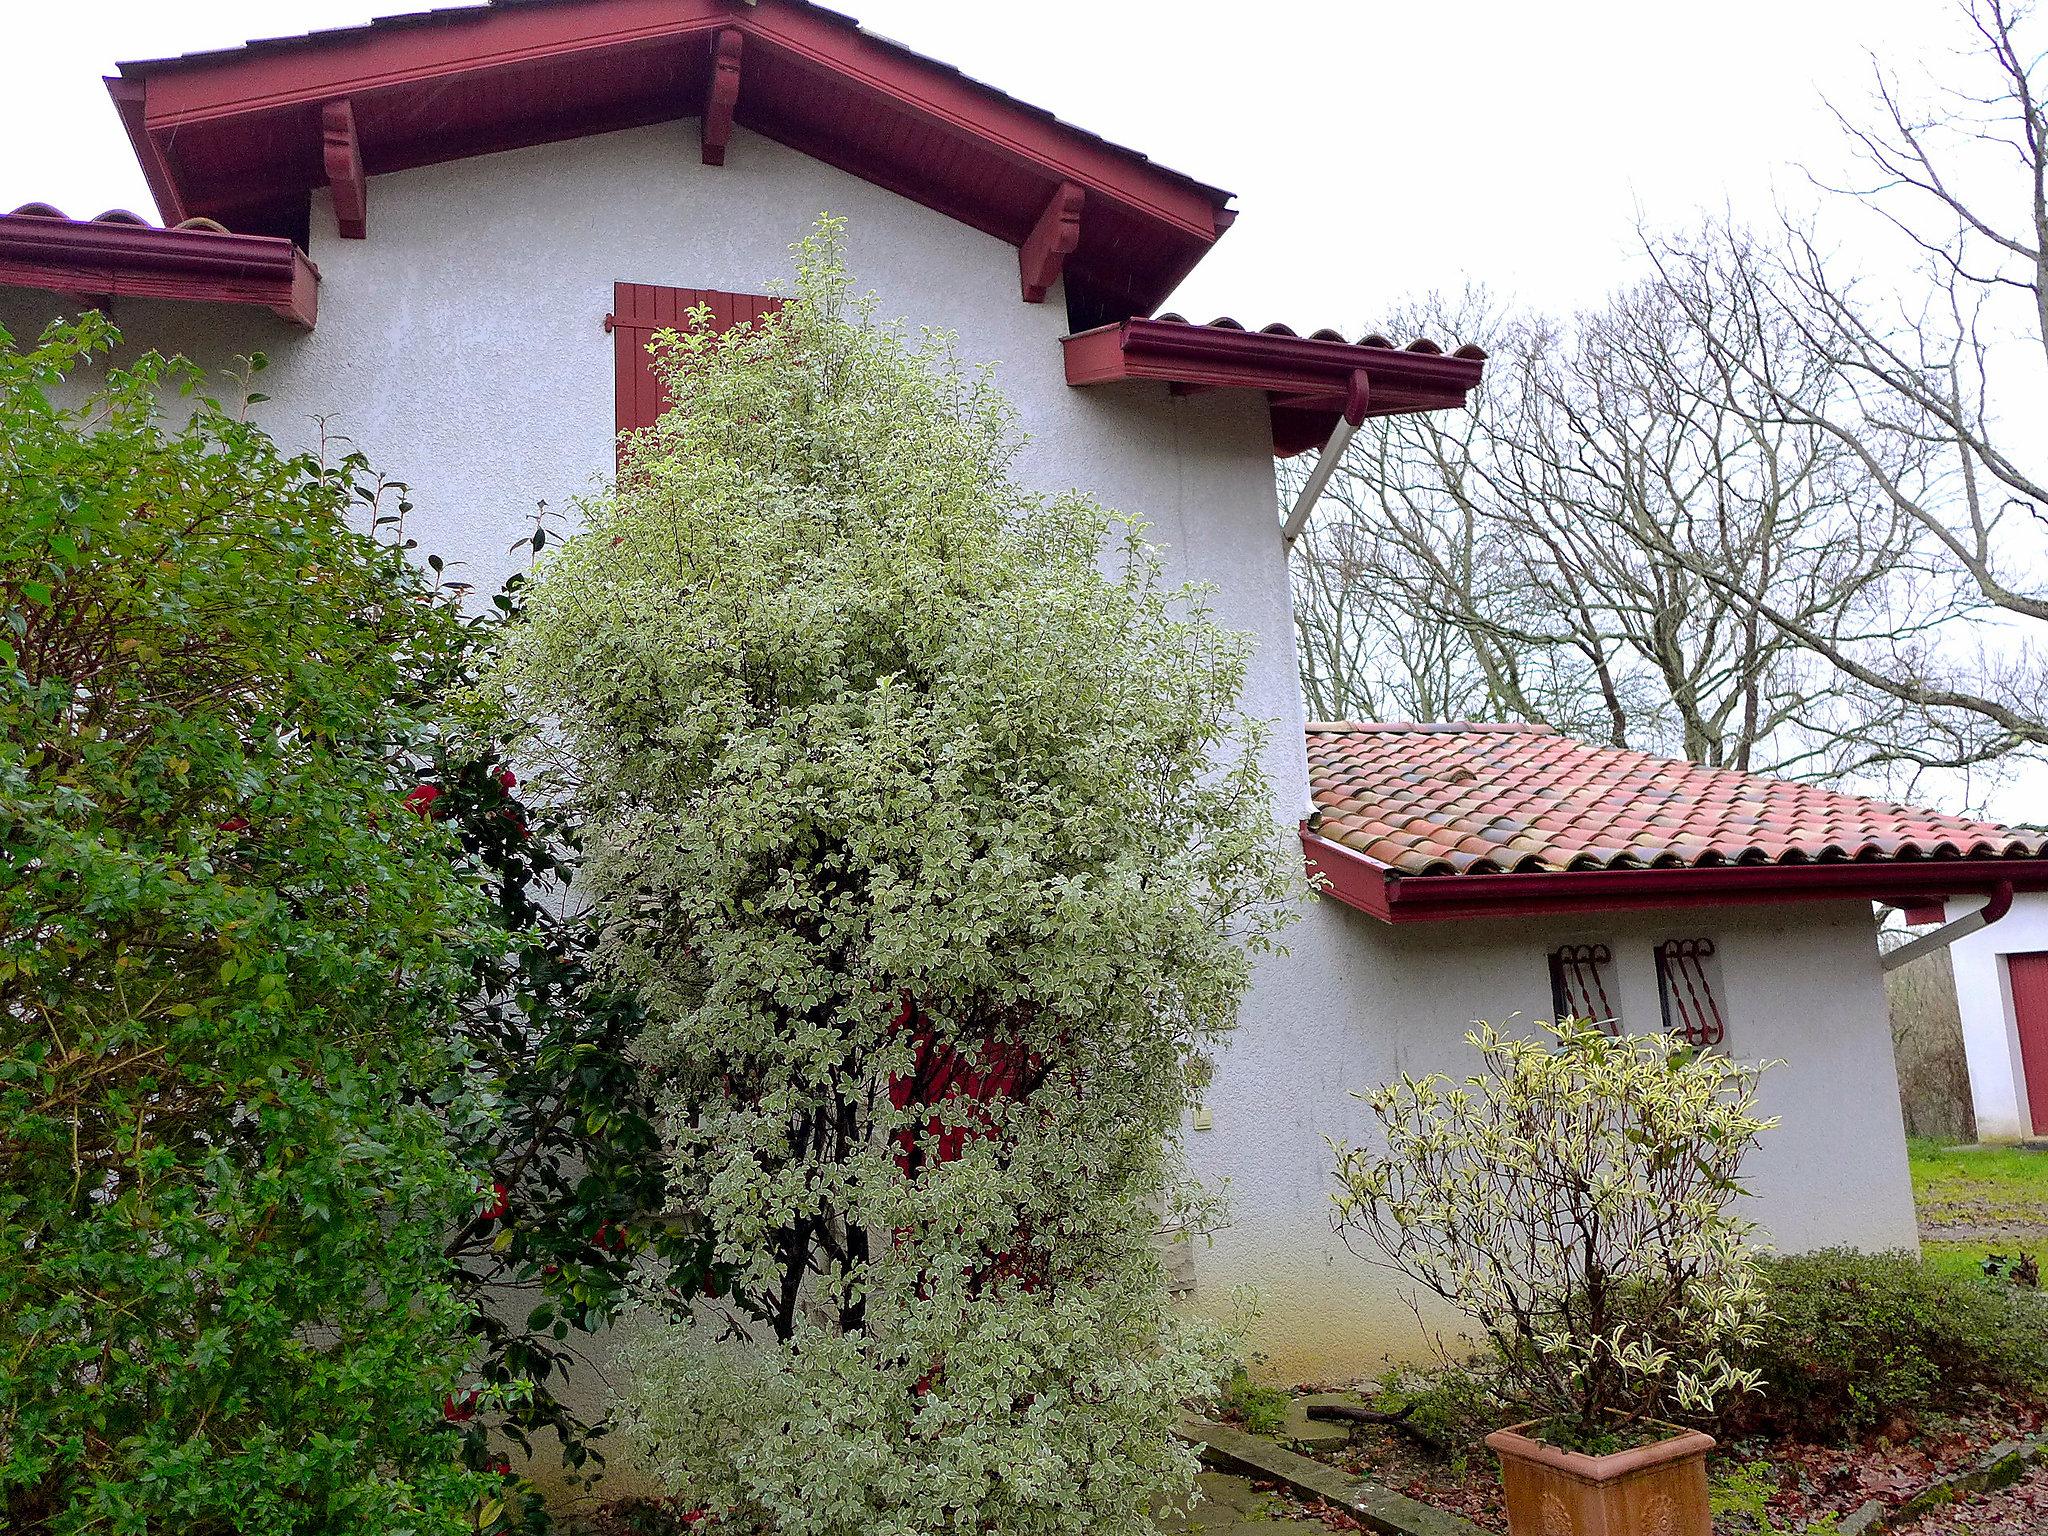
[1549,944,1620,1030]
[609,281,781,437]
[1654,938,1726,1047]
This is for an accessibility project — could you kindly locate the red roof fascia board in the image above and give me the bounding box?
[106,77,187,227]
[741,3,1225,238]
[1303,828,2048,925]
[0,213,318,327]
[109,0,1233,311]
[1064,318,1485,451]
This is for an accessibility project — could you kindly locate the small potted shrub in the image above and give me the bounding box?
[1332,1020,1775,1536]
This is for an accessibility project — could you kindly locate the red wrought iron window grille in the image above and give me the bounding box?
[1548,944,1620,1031]
[1654,938,1726,1047]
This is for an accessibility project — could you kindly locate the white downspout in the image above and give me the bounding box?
[1882,880,2015,973]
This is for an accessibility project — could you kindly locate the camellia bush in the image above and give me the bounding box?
[486,220,1295,1536]
[1331,1020,1777,1448]
[416,657,710,1497]
[0,317,497,1532]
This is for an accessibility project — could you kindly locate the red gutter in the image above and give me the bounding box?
[0,213,317,328]
[1301,827,2048,924]
[1066,318,1484,402]
[1064,319,1484,453]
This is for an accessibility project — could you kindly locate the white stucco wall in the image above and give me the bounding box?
[1,120,1305,814]
[1946,890,2048,1141]
[1186,897,1921,1383]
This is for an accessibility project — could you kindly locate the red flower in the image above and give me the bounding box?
[592,1221,627,1253]
[443,1389,479,1423]
[496,768,517,792]
[487,1456,512,1478]
[217,815,249,834]
[403,783,442,817]
[479,1182,509,1222]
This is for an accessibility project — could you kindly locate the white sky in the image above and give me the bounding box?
[0,0,1968,328]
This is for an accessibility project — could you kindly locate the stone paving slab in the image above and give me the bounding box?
[1280,1392,1363,1452]
[1178,1418,1484,1536]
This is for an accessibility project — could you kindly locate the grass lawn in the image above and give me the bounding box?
[1910,1136,2048,1278]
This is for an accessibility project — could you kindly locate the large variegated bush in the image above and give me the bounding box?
[1332,1021,1776,1447]
[488,222,1295,1535]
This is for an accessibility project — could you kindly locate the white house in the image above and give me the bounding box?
[7,0,2048,1390]
[1933,891,2048,1143]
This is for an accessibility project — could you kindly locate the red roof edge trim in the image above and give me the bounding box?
[1065,317,1484,453]
[0,213,318,328]
[1302,827,2048,925]
[107,0,1233,313]
[106,76,186,227]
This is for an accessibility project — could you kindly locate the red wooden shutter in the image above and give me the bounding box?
[609,282,782,435]
[2007,952,2048,1135]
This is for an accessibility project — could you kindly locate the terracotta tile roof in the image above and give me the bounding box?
[6,203,236,234]
[1152,312,1488,360]
[1306,722,2048,877]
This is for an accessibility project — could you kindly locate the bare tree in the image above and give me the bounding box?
[1642,0,2048,762]
[1291,278,1934,780]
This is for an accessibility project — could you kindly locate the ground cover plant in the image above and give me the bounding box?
[1727,1248,2048,1442]
[0,318,497,1533]
[486,220,1296,1536]
[1331,1019,1775,1450]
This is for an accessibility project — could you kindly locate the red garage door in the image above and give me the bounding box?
[2008,952,2048,1135]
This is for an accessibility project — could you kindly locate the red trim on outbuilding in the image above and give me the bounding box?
[0,208,318,327]
[108,0,1234,315]
[1062,316,1486,453]
[1302,828,2048,925]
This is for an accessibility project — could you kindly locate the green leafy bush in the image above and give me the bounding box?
[487,220,1296,1536]
[422,707,709,1497]
[0,318,497,1532]
[1365,1361,1508,1456]
[1332,1021,1776,1449]
[1216,1367,1292,1438]
[1727,1248,2048,1441]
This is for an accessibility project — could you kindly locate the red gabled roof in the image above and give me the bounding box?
[107,0,1235,318]
[1301,722,2048,922]
[1062,314,1487,454]
[0,204,318,327]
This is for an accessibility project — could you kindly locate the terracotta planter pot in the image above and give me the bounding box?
[1485,1420,1715,1536]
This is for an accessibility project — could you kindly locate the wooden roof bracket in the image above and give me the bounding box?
[701,27,743,165]
[1019,180,1083,303]
[321,98,366,239]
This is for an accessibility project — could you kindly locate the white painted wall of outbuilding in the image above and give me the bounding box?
[1186,897,1920,1383]
[1944,890,2048,1141]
